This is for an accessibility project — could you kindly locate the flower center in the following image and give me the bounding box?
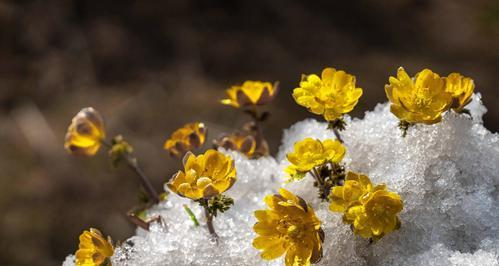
[277,216,304,242]
[414,87,432,107]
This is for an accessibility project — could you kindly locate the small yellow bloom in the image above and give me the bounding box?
[253,188,324,266]
[164,122,207,158]
[293,67,363,121]
[213,132,257,157]
[167,149,236,200]
[75,228,114,266]
[329,172,403,239]
[285,138,345,181]
[385,67,452,125]
[328,172,373,212]
[221,81,278,108]
[345,188,403,239]
[445,73,474,111]
[65,107,105,156]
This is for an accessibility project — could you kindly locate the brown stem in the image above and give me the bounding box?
[127,212,151,231]
[333,128,344,143]
[101,140,112,149]
[245,106,268,157]
[124,155,160,204]
[101,139,160,203]
[312,167,323,186]
[330,162,345,186]
[251,107,264,141]
[312,166,331,201]
[203,202,218,240]
[127,211,163,231]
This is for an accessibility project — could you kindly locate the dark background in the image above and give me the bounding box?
[0,0,498,265]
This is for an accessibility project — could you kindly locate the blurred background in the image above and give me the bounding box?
[0,0,498,265]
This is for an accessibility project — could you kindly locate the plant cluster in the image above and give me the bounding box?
[64,66,475,266]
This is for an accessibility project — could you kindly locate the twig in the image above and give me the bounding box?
[127,212,161,231]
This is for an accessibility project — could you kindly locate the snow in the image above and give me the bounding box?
[64,94,499,266]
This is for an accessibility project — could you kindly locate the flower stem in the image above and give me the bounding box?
[312,167,330,200]
[247,106,268,157]
[101,140,112,149]
[124,154,160,204]
[102,140,160,204]
[398,121,410,137]
[251,109,263,139]
[333,128,344,143]
[202,202,218,240]
[312,167,323,186]
[127,211,162,231]
[327,118,346,143]
[127,212,151,231]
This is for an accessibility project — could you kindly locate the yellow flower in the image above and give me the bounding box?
[221,80,278,108]
[327,172,403,239]
[75,228,114,266]
[345,188,403,239]
[164,122,207,158]
[253,188,324,266]
[64,107,105,156]
[167,149,236,200]
[445,73,474,111]
[385,67,452,125]
[285,138,345,181]
[213,131,257,157]
[293,67,363,121]
[328,172,373,212]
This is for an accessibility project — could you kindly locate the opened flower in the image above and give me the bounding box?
[213,131,257,157]
[445,73,475,112]
[221,80,278,108]
[75,228,114,266]
[253,188,324,266]
[285,138,345,181]
[164,122,207,157]
[328,171,373,212]
[293,67,363,121]
[65,107,105,156]
[385,67,452,125]
[167,149,236,200]
[329,172,403,240]
[345,188,403,239]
